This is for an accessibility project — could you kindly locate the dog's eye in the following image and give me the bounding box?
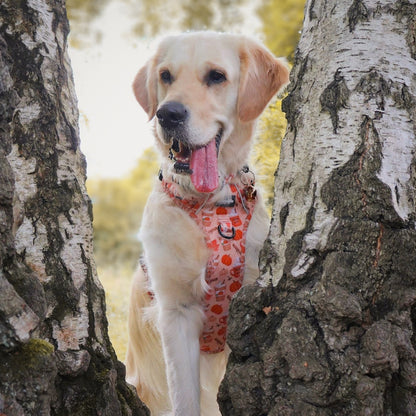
[206,70,226,86]
[160,70,173,84]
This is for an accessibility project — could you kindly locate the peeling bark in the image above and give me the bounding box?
[0,1,148,415]
[220,0,416,414]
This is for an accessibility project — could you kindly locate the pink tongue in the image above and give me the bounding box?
[190,138,219,193]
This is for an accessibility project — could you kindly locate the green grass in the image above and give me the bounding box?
[99,267,133,362]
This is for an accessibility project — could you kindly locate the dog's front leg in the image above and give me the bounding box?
[140,194,209,415]
[158,301,203,416]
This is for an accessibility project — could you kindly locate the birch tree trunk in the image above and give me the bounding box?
[220,0,416,414]
[0,1,148,415]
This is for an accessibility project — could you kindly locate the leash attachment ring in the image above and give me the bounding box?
[218,224,236,239]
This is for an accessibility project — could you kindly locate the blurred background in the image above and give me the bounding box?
[66,0,305,360]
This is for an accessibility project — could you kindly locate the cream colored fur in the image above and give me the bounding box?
[126,32,289,416]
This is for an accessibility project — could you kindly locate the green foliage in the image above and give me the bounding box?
[67,0,246,48]
[88,147,159,271]
[171,0,245,34]
[252,99,287,210]
[129,0,245,34]
[99,268,131,360]
[66,0,111,47]
[252,0,306,211]
[66,0,107,21]
[258,0,306,63]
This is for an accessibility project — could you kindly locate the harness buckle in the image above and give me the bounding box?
[216,195,236,208]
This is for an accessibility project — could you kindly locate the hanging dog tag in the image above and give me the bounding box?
[246,185,257,201]
[240,166,257,201]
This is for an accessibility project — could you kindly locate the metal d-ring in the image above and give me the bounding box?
[218,224,236,239]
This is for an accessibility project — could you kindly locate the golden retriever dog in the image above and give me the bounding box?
[126,32,289,416]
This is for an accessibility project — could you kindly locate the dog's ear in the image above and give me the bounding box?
[132,59,158,120]
[238,42,290,122]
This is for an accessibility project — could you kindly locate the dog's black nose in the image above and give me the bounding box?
[156,102,188,129]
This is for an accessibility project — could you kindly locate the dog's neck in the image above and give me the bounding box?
[158,121,256,204]
[158,165,252,208]
[158,165,257,211]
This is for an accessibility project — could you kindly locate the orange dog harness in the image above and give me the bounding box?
[161,177,257,353]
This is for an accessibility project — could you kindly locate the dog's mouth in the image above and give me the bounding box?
[169,140,192,173]
[169,128,223,193]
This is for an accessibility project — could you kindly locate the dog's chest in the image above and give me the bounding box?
[163,181,256,353]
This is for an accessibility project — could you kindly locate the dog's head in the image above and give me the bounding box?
[133,32,289,194]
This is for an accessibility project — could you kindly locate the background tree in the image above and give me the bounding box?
[258,0,305,63]
[219,0,416,414]
[0,1,147,414]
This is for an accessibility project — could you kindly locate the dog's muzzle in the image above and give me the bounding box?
[157,100,223,192]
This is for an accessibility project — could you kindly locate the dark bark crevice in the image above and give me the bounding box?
[282,54,309,140]
[347,0,369,32]
[319,69,350,134]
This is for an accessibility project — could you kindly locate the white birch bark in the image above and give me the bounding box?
[0,1,148,414]
[220,1,416,414]
[261,0,416,286]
